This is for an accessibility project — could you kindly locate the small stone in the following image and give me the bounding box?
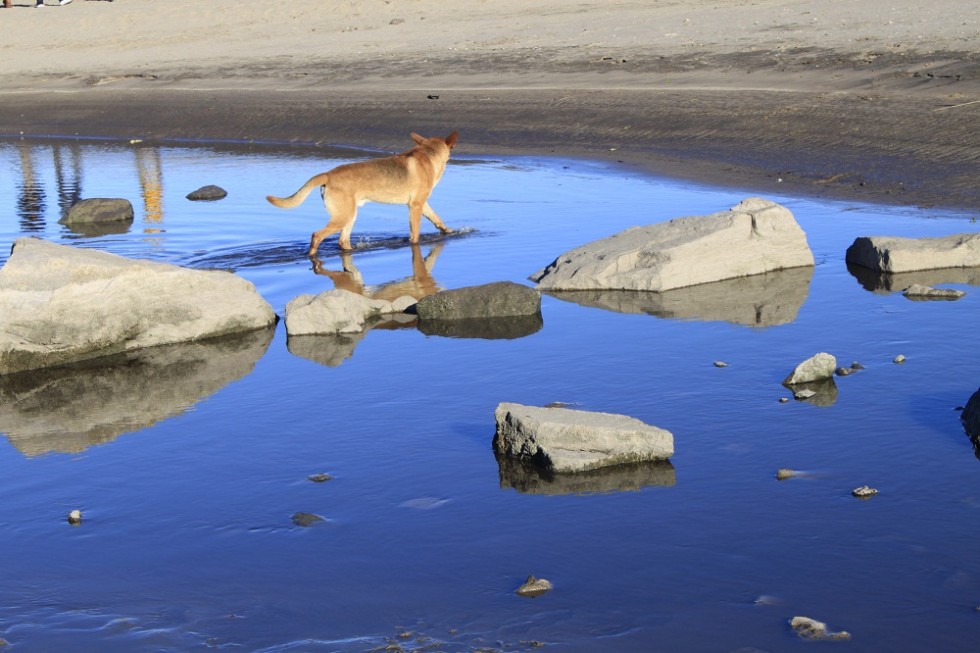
[67,509,82,525]
[713,361,728,367]
[778,397,790,403]
[790,616,851,641]
[516,575,553,598]
[291,512,325,527]
[852,485,878,498]
[850,362,865,370]
[776,468,798,480]
[793,388,816,400]
[186,185,228,201]
[308,473,333,483]
[902,283,966,300]
[894,354,907,364]
[835,366,855,376]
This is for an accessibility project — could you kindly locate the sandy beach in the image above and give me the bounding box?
[1,0,977,209]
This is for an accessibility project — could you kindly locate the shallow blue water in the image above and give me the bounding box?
[0,138,979,652]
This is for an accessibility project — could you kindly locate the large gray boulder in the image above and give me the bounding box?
[0,238,277,375]
[846,233,980,273]
[493,402,674,473]
[530,198,814,292]
[283,289,415,336]
[415,281,541,320]
[962,387,980,458]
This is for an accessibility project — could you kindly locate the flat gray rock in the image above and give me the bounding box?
[962,387,980,456]
[530,198,814,292]
[902,283,966,300]
[846,233,980,274]
[0,238,277,375]
[493,402,674,473]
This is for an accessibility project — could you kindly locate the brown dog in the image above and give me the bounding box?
[267,132,458,256]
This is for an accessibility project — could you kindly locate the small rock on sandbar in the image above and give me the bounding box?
[852,485,878,498]
[516,575,553,598]
[790,616,851,641]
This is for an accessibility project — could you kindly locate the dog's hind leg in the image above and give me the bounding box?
[309,194,358,255]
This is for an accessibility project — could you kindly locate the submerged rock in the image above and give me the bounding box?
[291,512,325,527]
[790,616,851,641]
[846,233,980,274]
[515,575,553,598]
[902,283,966,300]
[493,402,674,473]
[530,198,814,292]
[0,238,276,375]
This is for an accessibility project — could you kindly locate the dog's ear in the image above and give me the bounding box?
[445,131,459,149]
[410,133,426,145]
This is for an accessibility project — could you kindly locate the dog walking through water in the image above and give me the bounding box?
[267,132,459,256]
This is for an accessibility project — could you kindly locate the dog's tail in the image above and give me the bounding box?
[266,172,330,209]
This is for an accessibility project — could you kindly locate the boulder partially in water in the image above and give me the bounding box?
[415,281,541,320]
[530,198,814,292]
[0,238,277,375]
[60,198,134,224]
[962,387,980,457]
[186,185,228,201]
[846,233,980,274]
[284,289,415,336]
[493,402,674,473]
[783,352,837,385]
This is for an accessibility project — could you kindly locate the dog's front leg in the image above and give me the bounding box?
[408,200,425,244]
[422,202,454,235]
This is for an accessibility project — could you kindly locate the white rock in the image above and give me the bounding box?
[284,289,410,336]
[493,402,674,473]
[790,616,851,641]
[530,198,814,292]
[846,233,980,274]
[852,485,878,498]
[0,238,277,375]
[784,352,837,385]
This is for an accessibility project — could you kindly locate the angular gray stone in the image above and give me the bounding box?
[902,283,966,300]
[186,185,228,201]
[530,198,814,292]
[846,233,980,274]
[493,402,674,473]
[60,198,134,224]
[415,281,541,320]
[284,289,413,336]
[783,352,837,385]
[0,238,277,375]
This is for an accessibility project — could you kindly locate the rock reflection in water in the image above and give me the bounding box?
[313,243,444,302]
[784,379,839,407]
[60,220,133,238]
[543,267,813,327]
[417,314,544,339]
[286,314,418,368]
[496,455,676,495]
[847,263,980,295]
[0,327,274,457]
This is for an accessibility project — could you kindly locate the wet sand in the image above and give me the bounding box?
[1,0,977,209]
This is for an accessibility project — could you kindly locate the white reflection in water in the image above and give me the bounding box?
[0,138,979,653]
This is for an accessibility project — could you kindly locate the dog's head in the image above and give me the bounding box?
[411,132,459,150]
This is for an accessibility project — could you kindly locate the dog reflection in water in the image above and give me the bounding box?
[311,242,444,303]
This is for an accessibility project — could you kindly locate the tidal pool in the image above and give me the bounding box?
[1,138,979,652]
